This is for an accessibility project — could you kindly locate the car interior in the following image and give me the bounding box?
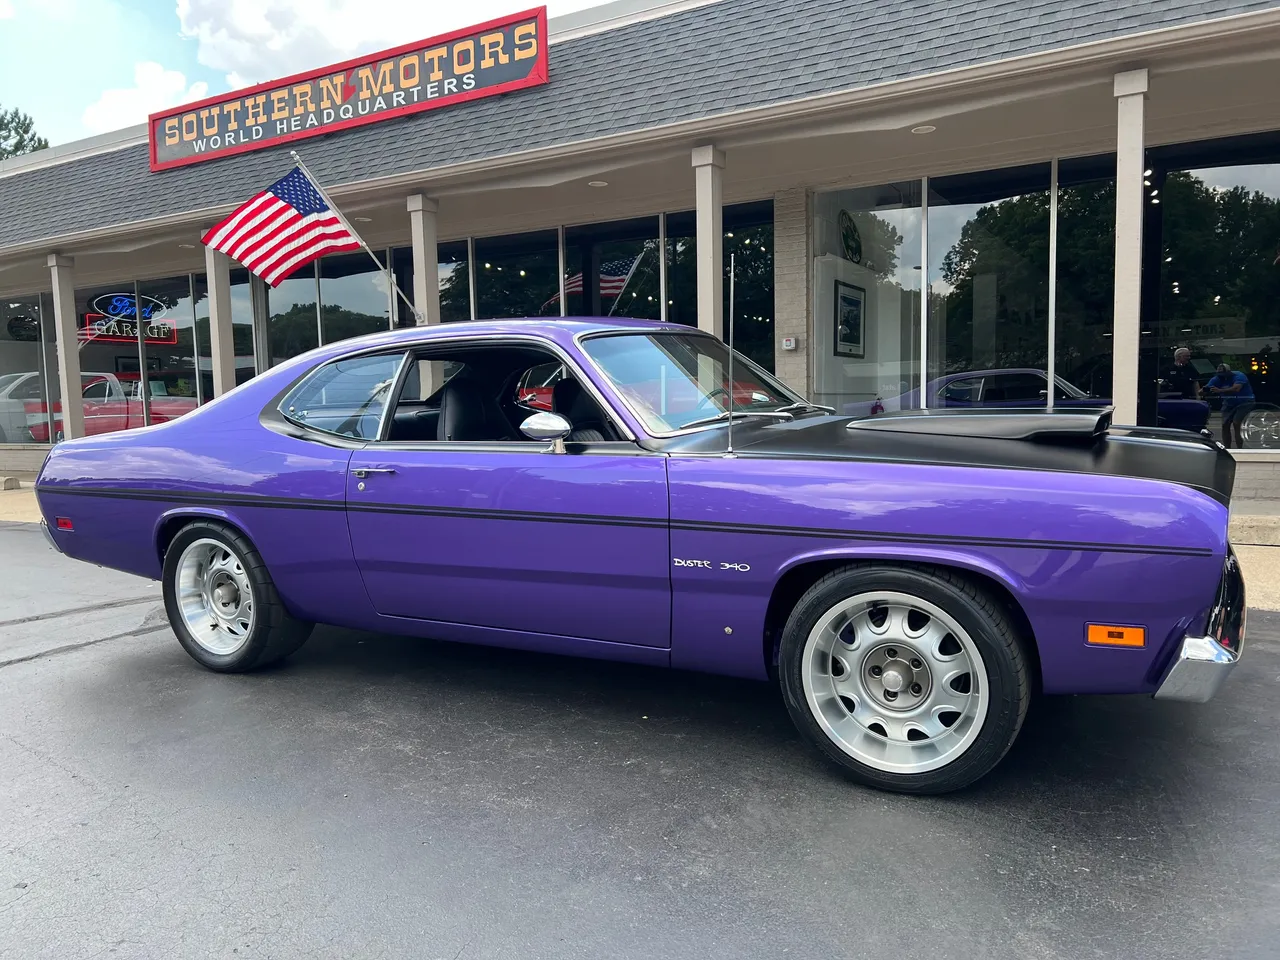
[384,345,623,444]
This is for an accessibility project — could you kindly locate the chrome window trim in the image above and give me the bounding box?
[276,348,410,442]
[572,328,806,439]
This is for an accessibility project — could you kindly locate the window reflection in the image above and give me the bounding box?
[563,217,660,319]
[1146,138,1280,448]
[813,182,922,415]
[0,295,53,444]
[319,252,390,343]
[927,165,1052,408]
[267,266,319,366]
[194,268,256,397]
[470,230,559,319]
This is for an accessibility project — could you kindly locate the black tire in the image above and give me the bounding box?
[162,520,313,672]
[779,563,1030,795]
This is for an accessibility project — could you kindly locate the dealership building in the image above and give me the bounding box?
[1,0,1278,496]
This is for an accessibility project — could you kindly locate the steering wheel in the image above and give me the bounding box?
[696,386,731,411]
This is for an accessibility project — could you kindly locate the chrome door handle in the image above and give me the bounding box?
[351,467,396,478]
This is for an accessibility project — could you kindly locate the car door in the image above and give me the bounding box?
[80,377,128,435]
[345,346,671,649]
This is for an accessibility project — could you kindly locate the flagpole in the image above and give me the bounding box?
[290,151,423,325]
[606,246,648,317]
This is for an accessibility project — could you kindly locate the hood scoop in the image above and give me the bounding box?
[845,407,1113,444]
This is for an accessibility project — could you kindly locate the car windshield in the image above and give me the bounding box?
[581,332,799,433]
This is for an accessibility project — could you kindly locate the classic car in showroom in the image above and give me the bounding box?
[842,367,1213,433]
[35,319,1245,794]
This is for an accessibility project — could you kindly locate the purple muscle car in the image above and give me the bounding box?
[35,319,1246,794]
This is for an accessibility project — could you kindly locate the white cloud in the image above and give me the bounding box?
[176,0,607,87]
[81,61,209,134]
[0,0,15,18]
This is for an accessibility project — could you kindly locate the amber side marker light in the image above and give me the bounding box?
[55,517,73,531]
[1086,624,1146,647]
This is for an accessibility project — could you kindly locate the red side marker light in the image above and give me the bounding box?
[55,517,74,531]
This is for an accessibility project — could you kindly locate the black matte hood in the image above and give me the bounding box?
[655,408,1236,506]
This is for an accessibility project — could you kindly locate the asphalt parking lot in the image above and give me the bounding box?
[2,519,1278,960]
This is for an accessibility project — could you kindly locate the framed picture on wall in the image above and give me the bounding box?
[833,280,866,358]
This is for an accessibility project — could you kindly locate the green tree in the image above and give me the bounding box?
[0,105,48,158]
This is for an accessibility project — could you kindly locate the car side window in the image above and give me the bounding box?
[515,362,565,411]
[12,377,45,401]
[940,377,982,403]
[280,352,405,440]
[82,380,111,401]
[985,373,1047,403]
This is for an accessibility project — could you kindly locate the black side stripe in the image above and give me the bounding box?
[37,485,1213,557]
[669,519,1213,558]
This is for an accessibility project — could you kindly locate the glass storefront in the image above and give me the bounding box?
[813,182,922,413]
[0,294,56,444]
[1143,133,1280,449]
[319,253,391,343]
[563,217,661,319]
[927,166,1052,406]
[471,230,560,319]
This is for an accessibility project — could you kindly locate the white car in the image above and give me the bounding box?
[0,371,113,443]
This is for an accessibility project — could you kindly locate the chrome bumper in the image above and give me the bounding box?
[39,520,60,553]
[1155,550,1246,703]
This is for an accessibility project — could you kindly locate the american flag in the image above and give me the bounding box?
[201,167,361,287]
[546,255,640,306]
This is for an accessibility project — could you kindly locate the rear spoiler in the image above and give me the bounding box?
[846,407,1113,444]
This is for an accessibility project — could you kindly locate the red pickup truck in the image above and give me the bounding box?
[25,371,198,441]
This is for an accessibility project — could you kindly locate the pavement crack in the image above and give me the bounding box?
[0,595,158,629]
[0,620,171,669]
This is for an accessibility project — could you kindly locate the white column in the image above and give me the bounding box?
[1112,68,1148,425]
[47,254,84,441]
[407,194,440,326]
[692,145,725,339]
[205,244,237,397]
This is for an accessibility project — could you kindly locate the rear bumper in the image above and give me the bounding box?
[1155,550,1246,703]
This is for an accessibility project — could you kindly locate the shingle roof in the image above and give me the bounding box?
[1,0,1275,251]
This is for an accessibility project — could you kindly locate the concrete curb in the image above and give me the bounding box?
[1231,515,1280,547]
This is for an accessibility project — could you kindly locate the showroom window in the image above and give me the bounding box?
[266,268,320,366]
[319,253,391,343]
[666,201,776,371]
[563,217,661,320]
[393,241,472,326]
[1141,132,1280,448]
[812,181,922,414]
[0,294,57,444]
[472,230,560,319]
[194,268,256,399]
[926,164,1052,405]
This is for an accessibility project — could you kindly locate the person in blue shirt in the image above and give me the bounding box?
[1205,362,1256,448]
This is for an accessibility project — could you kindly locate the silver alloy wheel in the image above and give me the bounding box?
[1242,406,1280,449]
[800,591,990,775]
[174,538,256,656]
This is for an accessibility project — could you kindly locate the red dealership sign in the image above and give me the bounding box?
[148,8,548,172]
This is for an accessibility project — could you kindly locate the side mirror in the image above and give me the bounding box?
[520,411,572,454]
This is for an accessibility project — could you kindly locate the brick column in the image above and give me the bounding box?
[772,187,810,396]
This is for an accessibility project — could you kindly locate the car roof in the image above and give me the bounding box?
[330,317,692,352]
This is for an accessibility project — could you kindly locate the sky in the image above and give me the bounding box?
[0,0,607,146]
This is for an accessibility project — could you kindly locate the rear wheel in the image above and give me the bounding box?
[1241,404,1280,449]
[779,564,1030,794]
[162,521,312,672]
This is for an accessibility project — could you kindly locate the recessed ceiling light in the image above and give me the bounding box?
[353,216,373,223]
[178,243,196,249]
[587,180,609,188]
[911,125,937,135]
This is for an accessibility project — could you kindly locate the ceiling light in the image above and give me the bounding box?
[588,180,609,188]
[353,216,373,223]
[1144,169,1153,176]
[911,125,937,135]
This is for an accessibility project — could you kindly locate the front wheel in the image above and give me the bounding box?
[779,565,1030,794]
[162,521,313,672]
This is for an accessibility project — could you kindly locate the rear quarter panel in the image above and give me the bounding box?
[35,367,376,629]
[667,456,1229,694]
